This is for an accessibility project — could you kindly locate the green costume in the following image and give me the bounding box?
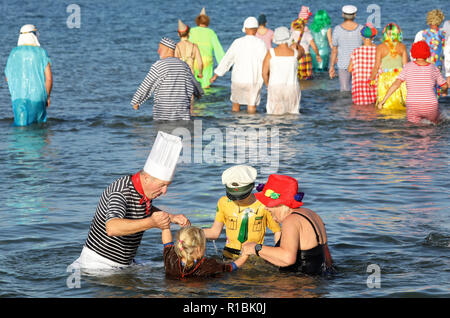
[189,26,225,88]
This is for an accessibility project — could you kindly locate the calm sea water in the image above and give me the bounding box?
[0,0,449,298]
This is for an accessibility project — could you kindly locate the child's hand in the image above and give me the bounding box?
[171,214,191,227]
[233,252,249,268]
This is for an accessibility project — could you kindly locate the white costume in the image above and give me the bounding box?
[444,40,450,78]
[214,21,267,106]
[266,48,301,115]
[266,27,301,115]
[292,29,313,54]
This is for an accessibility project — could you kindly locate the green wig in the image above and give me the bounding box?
[382,23,403,43]
[382,23,403,56]
[309,10,331,33]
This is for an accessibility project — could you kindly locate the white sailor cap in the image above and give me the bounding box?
[222,165,257,188]
[342,5,358,14]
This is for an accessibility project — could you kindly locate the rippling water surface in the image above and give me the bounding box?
[0,0,449,298]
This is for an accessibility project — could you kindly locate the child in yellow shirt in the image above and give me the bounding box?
[203,165,281,259]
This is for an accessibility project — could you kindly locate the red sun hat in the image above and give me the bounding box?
[411,40,431,59]
[255,174,304,209]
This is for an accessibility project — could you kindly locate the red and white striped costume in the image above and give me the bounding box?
[397,61,447,123]
[350,46,377,105]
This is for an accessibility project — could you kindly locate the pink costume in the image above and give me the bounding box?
[397,61,447,123]
[256,28,274,50]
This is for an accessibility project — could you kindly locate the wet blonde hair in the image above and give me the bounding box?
[426,9,445,26]
[174,226,206,269]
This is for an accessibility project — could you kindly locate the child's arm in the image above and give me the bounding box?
[230,254,249,271]
[161,227,173,245]
[203,220,224,240]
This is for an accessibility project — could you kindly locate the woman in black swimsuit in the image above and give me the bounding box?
[242,174,335,275]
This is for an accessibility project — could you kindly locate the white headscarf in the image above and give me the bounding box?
[273,27,292,45]
[18,24,40,46]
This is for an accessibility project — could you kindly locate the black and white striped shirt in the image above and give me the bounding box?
[131,57,203,121]
[85,175,150,265]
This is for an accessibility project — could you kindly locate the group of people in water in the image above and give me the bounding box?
[3,4,450,280]
[69,131,335,278]
[4,6,449,126]
[345,8,449,124]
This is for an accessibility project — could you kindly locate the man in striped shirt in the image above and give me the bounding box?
[329,5,363,92]
[131,37,203,121]
[70,132,190,269]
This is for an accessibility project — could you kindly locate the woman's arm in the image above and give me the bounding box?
[378,78,403,109]
[194,44,203,77]
[347,58,353,73]
[327,28,333,49]
[242,220,299,267]
[262,51,271,87]
[310,40,322,63]
[323,243,333,267]
[45,63,53,107]
[401,44,408,66]
[369,45,383,81]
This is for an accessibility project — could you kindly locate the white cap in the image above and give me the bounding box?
[222,165,257,188]
[342,5,357,14]
[242,17,259,33]
[18,24,40,47]
[143,131,183,182]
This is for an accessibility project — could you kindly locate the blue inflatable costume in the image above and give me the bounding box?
[5,24,52,126]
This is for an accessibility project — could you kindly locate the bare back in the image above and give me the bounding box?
[273,45,295,57]
[285,208,328,251]
[378,42,406,59]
